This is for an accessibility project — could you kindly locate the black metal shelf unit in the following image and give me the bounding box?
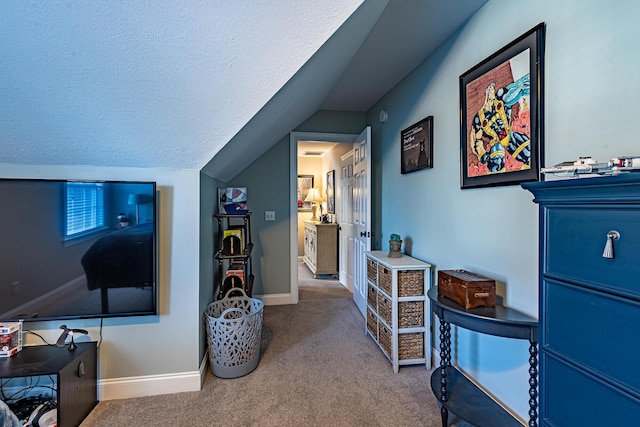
[214,212,254,299]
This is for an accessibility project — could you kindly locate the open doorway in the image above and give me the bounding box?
[297,140,346,294]
[289,131,360,304]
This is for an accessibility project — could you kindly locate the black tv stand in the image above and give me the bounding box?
[0,342,98,426]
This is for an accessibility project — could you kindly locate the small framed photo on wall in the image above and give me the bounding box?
[297,175,314,211]
[326,170,335,214]
[401,116,434,174]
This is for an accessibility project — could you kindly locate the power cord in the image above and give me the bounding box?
[23,330,54,346]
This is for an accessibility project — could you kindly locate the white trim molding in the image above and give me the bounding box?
[99,369,203,401]
[255,293,292,306]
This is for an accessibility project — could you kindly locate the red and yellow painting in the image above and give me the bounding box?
[465,49,531,178]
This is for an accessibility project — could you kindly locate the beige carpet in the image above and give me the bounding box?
[81,261,450,426]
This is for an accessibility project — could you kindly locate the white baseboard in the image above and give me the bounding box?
[432,348,440,367]
[199,352,209,387]
[99,350,210,400]
[99,369,202,401]
[255,293,292,306]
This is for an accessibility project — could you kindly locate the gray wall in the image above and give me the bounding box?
[365,0,640,420]
[227,137,291,296]
[226,111,365,296]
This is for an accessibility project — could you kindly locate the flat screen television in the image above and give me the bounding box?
[0,178,158,322]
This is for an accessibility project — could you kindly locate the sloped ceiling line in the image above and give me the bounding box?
[0,0,487,179]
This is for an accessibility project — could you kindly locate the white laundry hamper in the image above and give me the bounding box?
[205,288,264,378]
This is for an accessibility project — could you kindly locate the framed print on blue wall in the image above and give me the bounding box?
[460,23,545,189]
[401,116,434,174]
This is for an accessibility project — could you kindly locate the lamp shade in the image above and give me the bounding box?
[304,188,323,203]
[128,193,146,205]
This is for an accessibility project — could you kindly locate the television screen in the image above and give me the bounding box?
[0,179,158,322]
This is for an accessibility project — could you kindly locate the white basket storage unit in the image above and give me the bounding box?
[205,289,264,379]
[365,250,432,373]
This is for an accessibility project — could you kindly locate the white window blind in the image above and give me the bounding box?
[66,182,105,238]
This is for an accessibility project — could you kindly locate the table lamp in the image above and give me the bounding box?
[304,188,323,221]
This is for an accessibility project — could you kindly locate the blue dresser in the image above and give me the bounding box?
[523,175,640,425]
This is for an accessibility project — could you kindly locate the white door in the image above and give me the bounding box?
[339,150,355,291]
[351,127,371,318]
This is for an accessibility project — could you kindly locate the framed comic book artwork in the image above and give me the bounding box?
[460,23,545,189]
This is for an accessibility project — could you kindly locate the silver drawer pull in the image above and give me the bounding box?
[602,230,620,259]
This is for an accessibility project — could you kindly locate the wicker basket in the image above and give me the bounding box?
[367,259,377,283]
[205,288,264,379]
[398,333,424,360]
[398,301,424,328]
[378,295,392,325]
[366,308,378,339]
[367,283,377,309]
[398,270,424,297]
[379,323,392,357]
[379,266,392,295]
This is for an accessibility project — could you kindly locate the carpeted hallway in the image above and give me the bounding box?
[81,261,448,426]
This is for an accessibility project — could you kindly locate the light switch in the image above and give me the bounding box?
[265,211,276,221]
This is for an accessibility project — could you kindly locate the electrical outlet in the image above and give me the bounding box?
[265,211,276,221]
[12,281,19,295]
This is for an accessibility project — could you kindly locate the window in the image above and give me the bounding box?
[65,182,105,238]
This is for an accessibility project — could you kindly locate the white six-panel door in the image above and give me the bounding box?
[351,127,371,318]
[339,150,355,292]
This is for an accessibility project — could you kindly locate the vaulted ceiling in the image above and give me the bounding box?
[0,0,486,181]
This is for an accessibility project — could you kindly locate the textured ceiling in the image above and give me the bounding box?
[0,0,486,180]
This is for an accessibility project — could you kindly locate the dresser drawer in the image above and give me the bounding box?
[543,279,640,394]
[542,353,640,425]
[545,206,640,296]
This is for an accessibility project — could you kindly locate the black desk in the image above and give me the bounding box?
[428,288,538,427]
[0,342,98,427]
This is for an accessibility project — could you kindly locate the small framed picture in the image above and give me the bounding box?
[326,170,335,214]
[297,175,314,211]
[401,116,434,174]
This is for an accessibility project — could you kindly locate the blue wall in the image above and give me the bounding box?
[365,0,640,421]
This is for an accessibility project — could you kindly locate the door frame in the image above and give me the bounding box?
[289,131,360,304]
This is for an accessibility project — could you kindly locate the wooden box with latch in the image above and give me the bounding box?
[437,269,496,309]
